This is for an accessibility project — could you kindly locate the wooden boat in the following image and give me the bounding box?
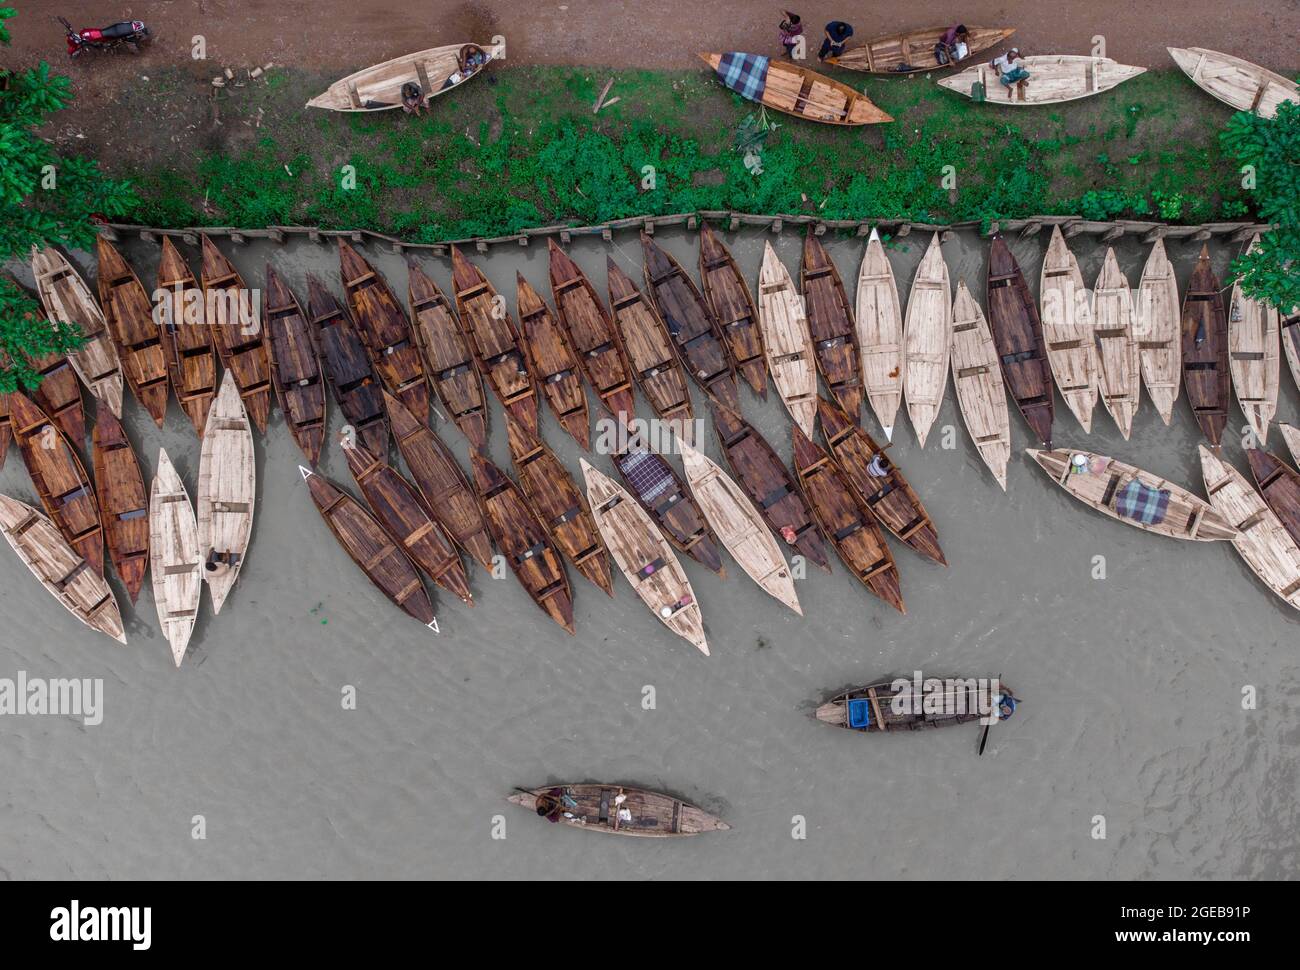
[1168,48,1300,119]
[1134,238,1182,425]
[300,467,438,629]
[903,233,951,447]
[1182,246,1230,448]
[1283,424,1300,469]
[337,240,429,424]
[1246,449,1300,550]
[1040,226,1097,433]
[547,240,636,425]
[95,236,169,426]
[156,237,218,435]
[450,245,539,435]
[818,396,946,564]
[1228,234,1279,446]
[508,783,728,837]
[199,236,273,433]
[938,55,1145,104]
[698,222,767,398]
[384,390,493,571]
[677,436,802,615]
[31,246,124,417]
[802,233,864,419]
[1091,248,1141,439]
[1200,445,1300,610]
[0,394,9,470]
[580,459,709,654]
[698,52,892,125]
[264,267,327,464]
[343,441,473,606]
[828,26,1016,74]
[757,241,816,437]
[197,372,254,615]
[855,229,904,441]
[516,273,589,449]
[148,448,201,666]
[0,493,124,644]
[506,416,612,596]
[606,257,695,441]
[306,276,389,458]
[987,235,1054,446]
[470,453,575,634]
[91,410,149,602]
[1281,307,1300,398]
[9,392,102,575]
[407,262,487,452]
[792,426,903,612]
[816,679,1017,733]
[1028,448,1236,540]
[950,281,1011,490]
[25,344,85,447]
[306,43,494,111]
[641,232,740,412]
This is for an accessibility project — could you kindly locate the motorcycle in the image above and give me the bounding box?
[58,16,152,59]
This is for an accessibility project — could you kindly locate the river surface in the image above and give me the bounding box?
[1,227,1295,879]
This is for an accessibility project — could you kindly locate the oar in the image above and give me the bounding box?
[978,674,1005,756]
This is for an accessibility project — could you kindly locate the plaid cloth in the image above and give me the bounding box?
[716,52,770,103]
[621,450,674,502]
[1114,480,1170,525]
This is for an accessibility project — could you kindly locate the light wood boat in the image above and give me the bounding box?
[938,55,1145,104]
[516,273,589,449]
[156,237,218,435]
[1228,234,1279,446]
[802,233,864,419]
[0,493,124,643]
[1040,226,1097,433]
[408,262,487,452]
[197,372,254,614]
[1091,248,1141,439]
[1281,307,1300,398]
[1246,449,1300,551]
[91,410,149,602]
[758,241,816,437]
[1282,424,1300,469]
[699,52,892,125]
[1134,238,1181,424]
[987,235,1054,446]
[1168,48,1300,119]
[903,233,951,447]
[1182,246,1230,448]
[199,236,273,433]
[0,394,10,470]
[677,436,801,615]
[1028,448,1236,540]
[816,679,1017,733]
[855,229,903,442]
[31,246,124,417]
[149,448,201,665]
[949,281,1011,489]
[306,277,389,458]
[264,267,326,464]
[508,783,728,836]
[1200,445,1300,610]
[95,236,169,426]
[580,459,709,654]
[307,43,494,111]
[25,344,85,448]
[828,26,1016,74]
[698,222,767,398]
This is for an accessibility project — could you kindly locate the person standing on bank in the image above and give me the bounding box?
[779,12,804,58]
[818,20,853,61]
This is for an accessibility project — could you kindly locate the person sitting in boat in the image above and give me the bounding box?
[400,81,426,116]
[934,24,970,65]
[991,48,1030,96]
[459,44,488,75]
[995,692,1017,720]
[204,549,241,574]
[535,787,567,823]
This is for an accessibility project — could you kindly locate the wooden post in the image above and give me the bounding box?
[98,225,120,242]
[1102,225,1124,243]
[1019,219,1043,238]
[686,215,697,230]
[813,222,826,236]
[475,240,488,253]
[518,235,529,247]
[729,214,740,232]
[308,230,322,244]
[183,232,199,247]
[431,244,446,258]
[268,228,286,244]
[895,223,912,237]
[1193,228,1212,242]
[644,220,655,236]
[771,218,783,234]
[1142,226,1167,245]
[140,231,157,244]
[230,232,246,245]
[560,230,572,244]
[1063,221,1084,239]
[856,224,871,236]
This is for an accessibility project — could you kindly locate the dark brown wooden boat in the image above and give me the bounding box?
[156,237,218,435]
[26,346,85,447]
[95,236,169,426]
[792,425,903,612]
[343,440,473,605]
[450,245,539,435]
[337,240,430,424]
[1246,449,1300,548]
[9,392,102,575]
[699,222,767,398]
[801,233,863,419]
[1182,245,1230,448]
[91,409,149,602]
[306,276,390,458]
[516,273,590,449]
[816,678,1018,733]
[987,234,1054,447]
[505,415,612,595]
[0,393,11,469]
[407,262,488,452]
[640,232,740,412]
[300,466,438,629]
[508,783,729,837]
[710,398,830,571]
[547,240,637,423]
[384,389,494,571]
[470,453,575,634]
[817,396,946,565]
[264,267,327,464]
[199,235,273,433]
[605,257,695,438]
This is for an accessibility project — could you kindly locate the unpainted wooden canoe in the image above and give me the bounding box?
[950,281,1011,490]
[516,273,589,450]
[307,43,494,111]
[828,26,1016,74]
[758,241,816,438]
[1246,449,1300,551]
[149,448,201,665]
[264,266,327,464]
[1282,425,1300,469]
[408,262,487,452]
[508,783,729,836]
[699,52,892,125]
[0,493,124,644]
[855,229,904,442]
[0,394,10,470]
[903,233,951,447]
[938,55,1145,104]
[1168,47,1300,119]
[156,237,218,435]
[1134,238,1181,424]
[1281,307,1300,399]
[581,459,709,654]
[25,343,85,448]
[987,235,1054,446]
[802,233,864,419]
[698,222,767,398]
[1040,226,1097,433]
[306,276,390,458]
[1182,246,1230,448]
[91,410,149,602]
[1028,448,1236,540]
[197,372,255,615]
[1228,234,1279,446]
[96,236,169,426]
[816,679,1017,732]
[1091,248,1141,439]
[199,236,273,433]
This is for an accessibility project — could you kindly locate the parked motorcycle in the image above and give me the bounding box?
[58,16,152,58]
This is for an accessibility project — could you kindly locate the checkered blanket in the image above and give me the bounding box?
[715,52,770,103]
[621,450,674,502]
[1114,480,1170,525]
